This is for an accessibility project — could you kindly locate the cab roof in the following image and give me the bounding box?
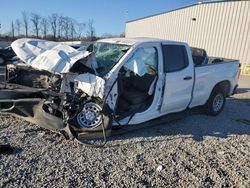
[98,37,179,46]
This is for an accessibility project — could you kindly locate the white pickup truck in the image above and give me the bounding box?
[0,38,240,141]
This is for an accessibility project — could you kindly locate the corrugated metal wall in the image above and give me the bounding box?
[126,1,250,67]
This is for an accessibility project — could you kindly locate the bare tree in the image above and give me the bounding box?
[57,16,64,39]
[22,11,29,37]
[41,17,49,39]
[49,13,58,40]
[69,19,76,40]
[62,16,72,40]
[57,16,75,40]
[86,19,95,41]
[30,13,41,38]
[15,19,21,37]
[76,22,85,39]
[11,21,15,38]
[120,32,125,38]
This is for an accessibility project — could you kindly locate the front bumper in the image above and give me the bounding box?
[0,88,65,131]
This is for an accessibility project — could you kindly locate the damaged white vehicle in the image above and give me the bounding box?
[0,38,240,141]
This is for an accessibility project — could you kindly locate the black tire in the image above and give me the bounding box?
[205,86,226,116]
[70,99,112,133]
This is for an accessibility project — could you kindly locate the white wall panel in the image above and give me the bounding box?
[126,1,250,65]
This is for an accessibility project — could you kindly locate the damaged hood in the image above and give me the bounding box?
[11,38,91,74]
[11,38,106,99]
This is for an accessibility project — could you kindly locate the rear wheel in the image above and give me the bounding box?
[205,87,226,116]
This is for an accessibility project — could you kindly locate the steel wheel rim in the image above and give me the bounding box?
[212,93,224,112]
[77,102,102,128]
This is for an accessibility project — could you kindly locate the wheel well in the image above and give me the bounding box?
[213,80,231,97]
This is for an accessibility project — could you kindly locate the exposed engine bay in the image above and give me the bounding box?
[0,62,112,141]
[7,64,61,90]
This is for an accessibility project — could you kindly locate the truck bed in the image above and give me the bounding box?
[191,47,239,66]
[207,57,238,65]
[190,59,240,108]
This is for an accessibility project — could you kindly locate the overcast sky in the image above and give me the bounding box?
[0,0,199,36]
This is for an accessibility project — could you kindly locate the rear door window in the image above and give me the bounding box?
[162,45,188,72]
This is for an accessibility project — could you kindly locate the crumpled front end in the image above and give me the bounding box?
[0,39,114,141]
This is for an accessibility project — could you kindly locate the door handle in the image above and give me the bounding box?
[183,76,192,80]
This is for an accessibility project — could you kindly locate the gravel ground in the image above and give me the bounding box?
[0,76,250,188]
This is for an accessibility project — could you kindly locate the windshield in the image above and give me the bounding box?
[87,42,130,75]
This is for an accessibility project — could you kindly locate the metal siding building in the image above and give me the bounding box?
[125,0,250,74]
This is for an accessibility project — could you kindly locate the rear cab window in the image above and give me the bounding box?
[162,45,189,72]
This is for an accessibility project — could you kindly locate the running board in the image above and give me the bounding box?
[76,111,188,141]
[111,111,188,136]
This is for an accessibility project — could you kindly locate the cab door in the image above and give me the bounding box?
[160,43,194,114]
